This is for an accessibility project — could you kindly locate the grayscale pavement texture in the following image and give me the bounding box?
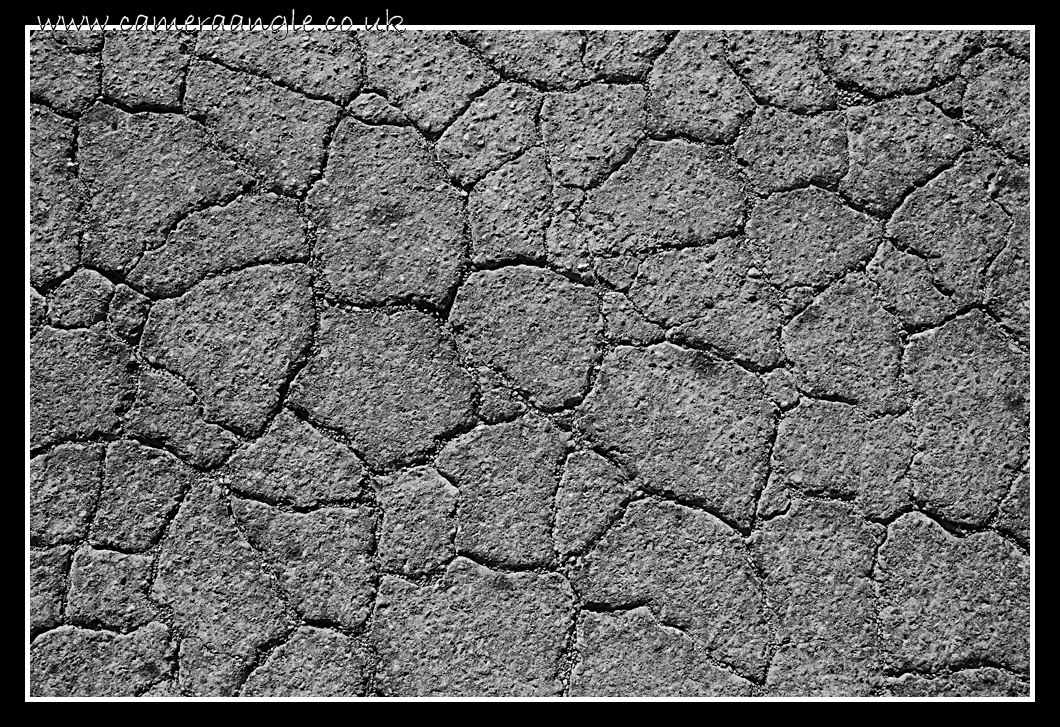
[29,29,1032,698]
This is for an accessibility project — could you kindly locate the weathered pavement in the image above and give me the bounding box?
[29,29,1031,698]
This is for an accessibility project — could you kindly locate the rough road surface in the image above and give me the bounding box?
[29,28,1032,698]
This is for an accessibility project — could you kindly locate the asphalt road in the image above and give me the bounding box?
[29,29,1031,698]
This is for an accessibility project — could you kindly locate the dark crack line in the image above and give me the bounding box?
[191,53,349,107]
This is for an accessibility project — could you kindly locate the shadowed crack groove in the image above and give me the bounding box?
[193,54,348,107]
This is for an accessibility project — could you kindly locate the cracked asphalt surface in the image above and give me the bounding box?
[29,28,1032,698]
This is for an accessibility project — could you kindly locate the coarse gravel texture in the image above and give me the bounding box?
[29,28,1032,699]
